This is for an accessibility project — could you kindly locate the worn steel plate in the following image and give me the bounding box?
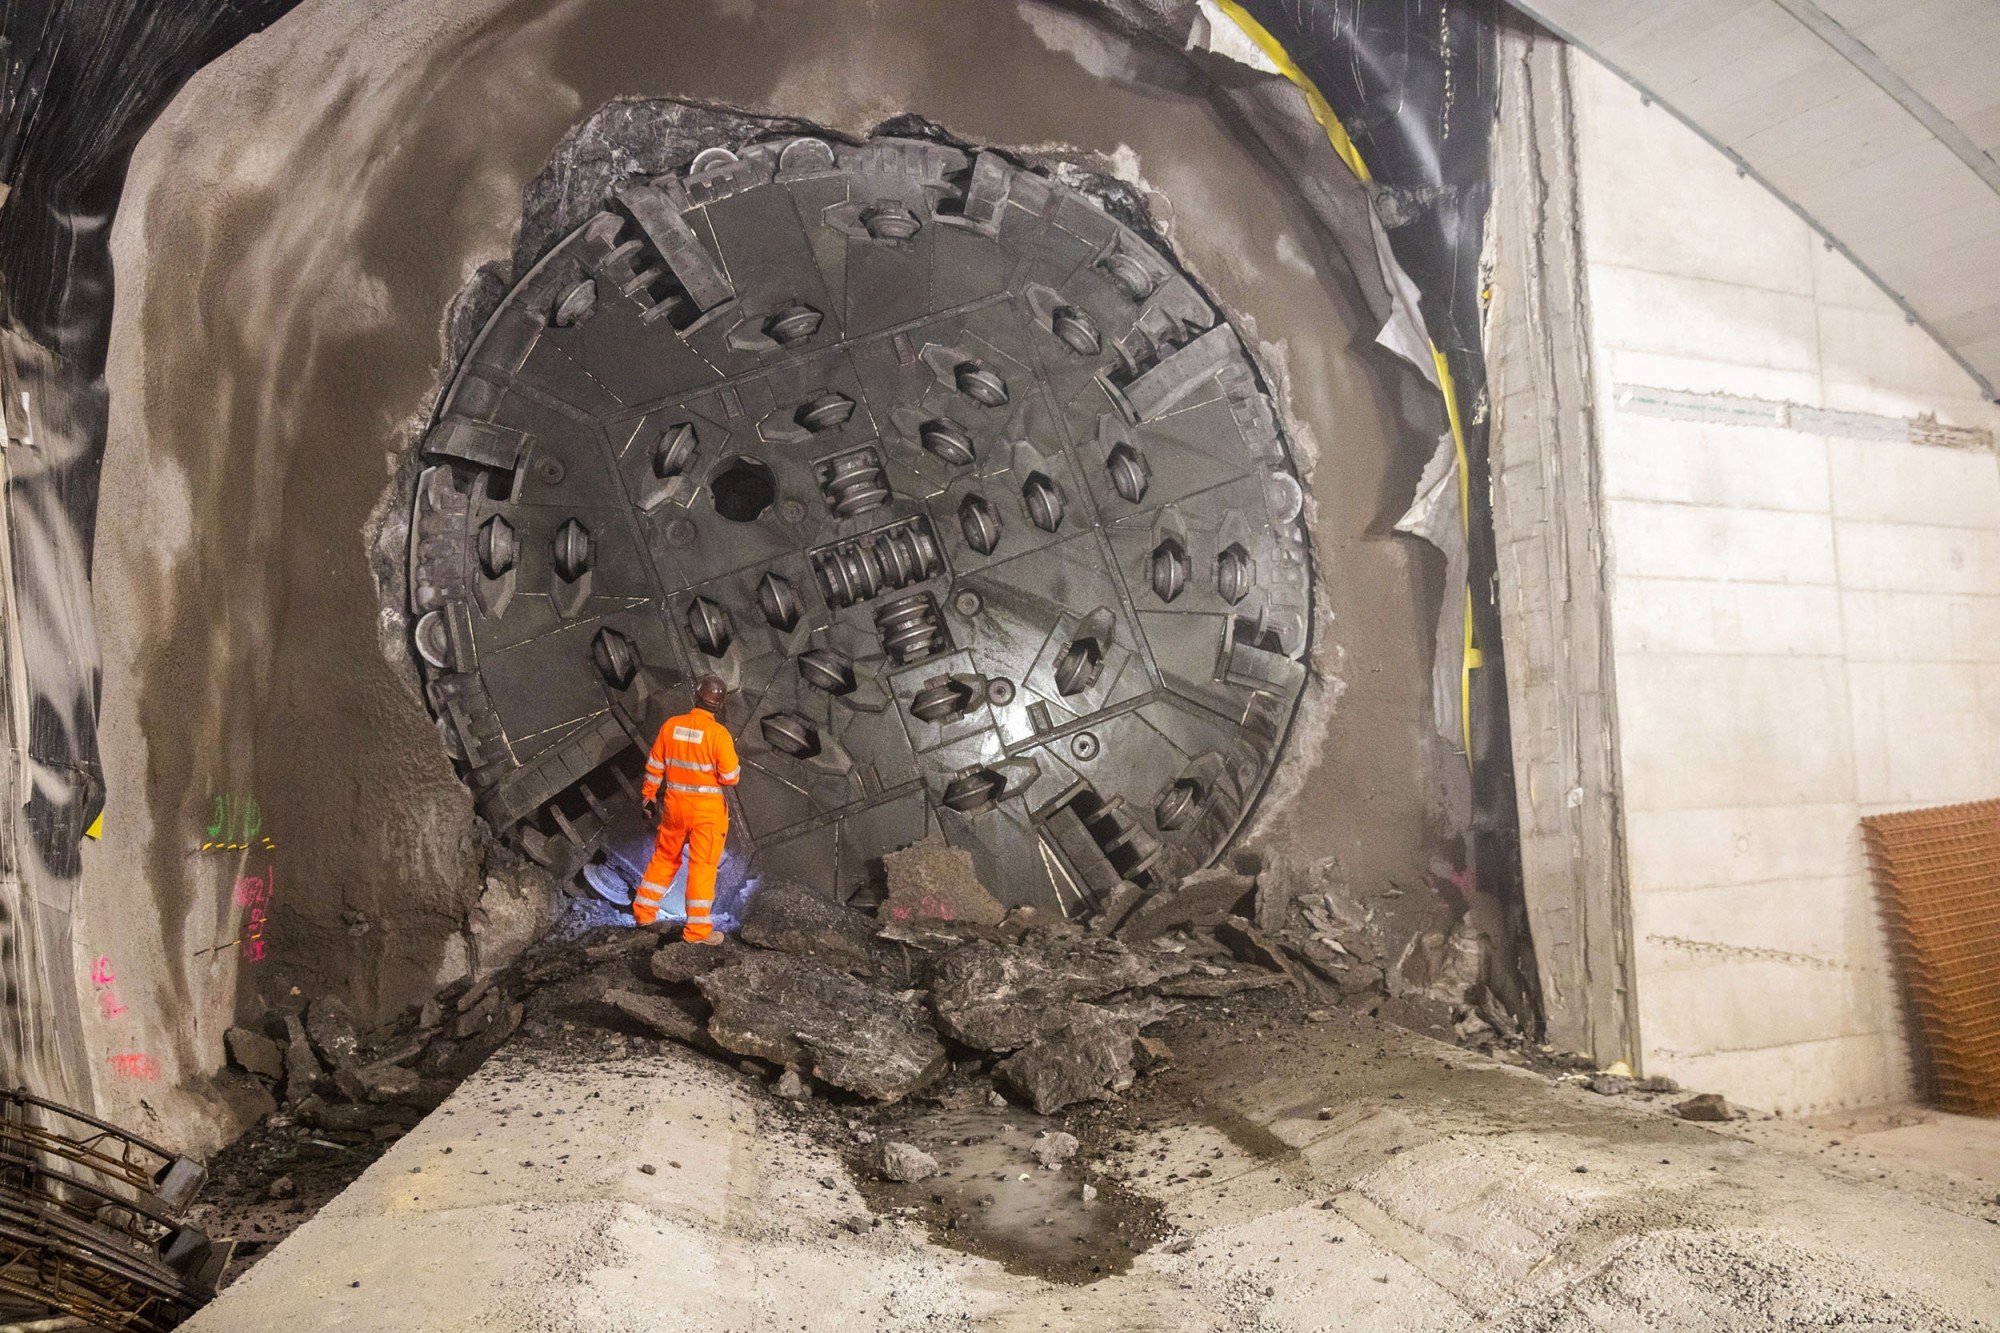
[409,134,1312,912]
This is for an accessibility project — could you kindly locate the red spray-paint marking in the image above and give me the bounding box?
[91,957,127,1020]
[237,866,274,962]
[108,1053,159,1080]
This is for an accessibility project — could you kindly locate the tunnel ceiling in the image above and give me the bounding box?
[408,132,1312,911]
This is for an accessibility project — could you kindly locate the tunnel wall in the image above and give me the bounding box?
[1494,39,2000,1114]
[67,0,1469,1149]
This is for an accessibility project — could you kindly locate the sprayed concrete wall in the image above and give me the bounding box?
[1566,52,2000,1114]
[81,0,1454,1150]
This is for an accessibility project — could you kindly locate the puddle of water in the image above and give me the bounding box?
[852,1105,1168,1285]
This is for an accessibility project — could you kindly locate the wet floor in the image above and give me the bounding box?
[852,1103,1168,1284]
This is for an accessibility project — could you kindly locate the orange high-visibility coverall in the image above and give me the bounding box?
[636,706,740,939]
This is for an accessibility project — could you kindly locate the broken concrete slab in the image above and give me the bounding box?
[880,840,1006,928]
[226,1026,285,1081]
[1115,869,1255,944]
[697,953,946,1102]
[650,939,736,985]
[304,996,361,1069]
[995,1005,1139,1114]
[737,879,889,977]
[929,938,1188,1052]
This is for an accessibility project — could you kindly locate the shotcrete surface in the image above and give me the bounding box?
[182,1004,2000,1332]
[91,0,1443,1146]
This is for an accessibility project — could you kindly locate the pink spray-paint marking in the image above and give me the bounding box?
[108,1053,159,1081]
[238,867,273,962]
[91,956,127,1021]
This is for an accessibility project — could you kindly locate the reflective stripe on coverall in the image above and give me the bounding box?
[635,707,740,939]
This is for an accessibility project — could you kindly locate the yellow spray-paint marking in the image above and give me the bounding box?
[1213,0,1481,760]
[84,811,103,840]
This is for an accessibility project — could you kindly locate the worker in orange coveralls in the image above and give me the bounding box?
[636,674,739,943]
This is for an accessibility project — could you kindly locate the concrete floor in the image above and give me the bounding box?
[183,1008,2000,1332]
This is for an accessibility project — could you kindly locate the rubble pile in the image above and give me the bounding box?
[218,869,1319,1132]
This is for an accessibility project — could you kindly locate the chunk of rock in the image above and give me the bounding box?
[266,1175,296,1201]
[651,939,735,985]
[304,996,361,1069]
[1153,970,1289,998]
[605,988,712,1049]
[353,1061,421,1104]
[1116,870,1256,944]
[930,939,1189,1052]
[1088,880,1146,936]
[774,1069,810,1101]
[1029,1131,1079,1168]
[737,880,887,977]
[1674,1092,1734,1122]
[697,953,947,1102]
[996,1005,1139,1114]
[281,1013,324,1105]
[872,1141,940,1183]
[880,840,1006,928]
[225,1026,285,1081]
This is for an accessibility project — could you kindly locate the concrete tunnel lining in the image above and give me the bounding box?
[85,0,1463,1150]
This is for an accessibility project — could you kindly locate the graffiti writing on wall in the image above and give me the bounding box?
[235,867,273,963]
[90,955,127,1020]
[108,1053,159,1080]
[202,794,275,853]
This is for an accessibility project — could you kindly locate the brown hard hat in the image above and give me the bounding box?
[696,674,727,709]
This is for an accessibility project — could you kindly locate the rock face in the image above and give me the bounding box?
[996,1005,1140,1114]
[225,1026,285,1081]
[697,953,947,1102]
[930,939,1187,1052]
[736,880,886,977]
[872,1141,940,1183]
[1116,870,1255,943]
[879,841,1006,928]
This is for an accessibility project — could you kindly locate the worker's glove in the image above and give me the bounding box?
[642,796,661,824]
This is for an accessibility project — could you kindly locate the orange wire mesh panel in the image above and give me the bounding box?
[1861,800,2000,1116]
